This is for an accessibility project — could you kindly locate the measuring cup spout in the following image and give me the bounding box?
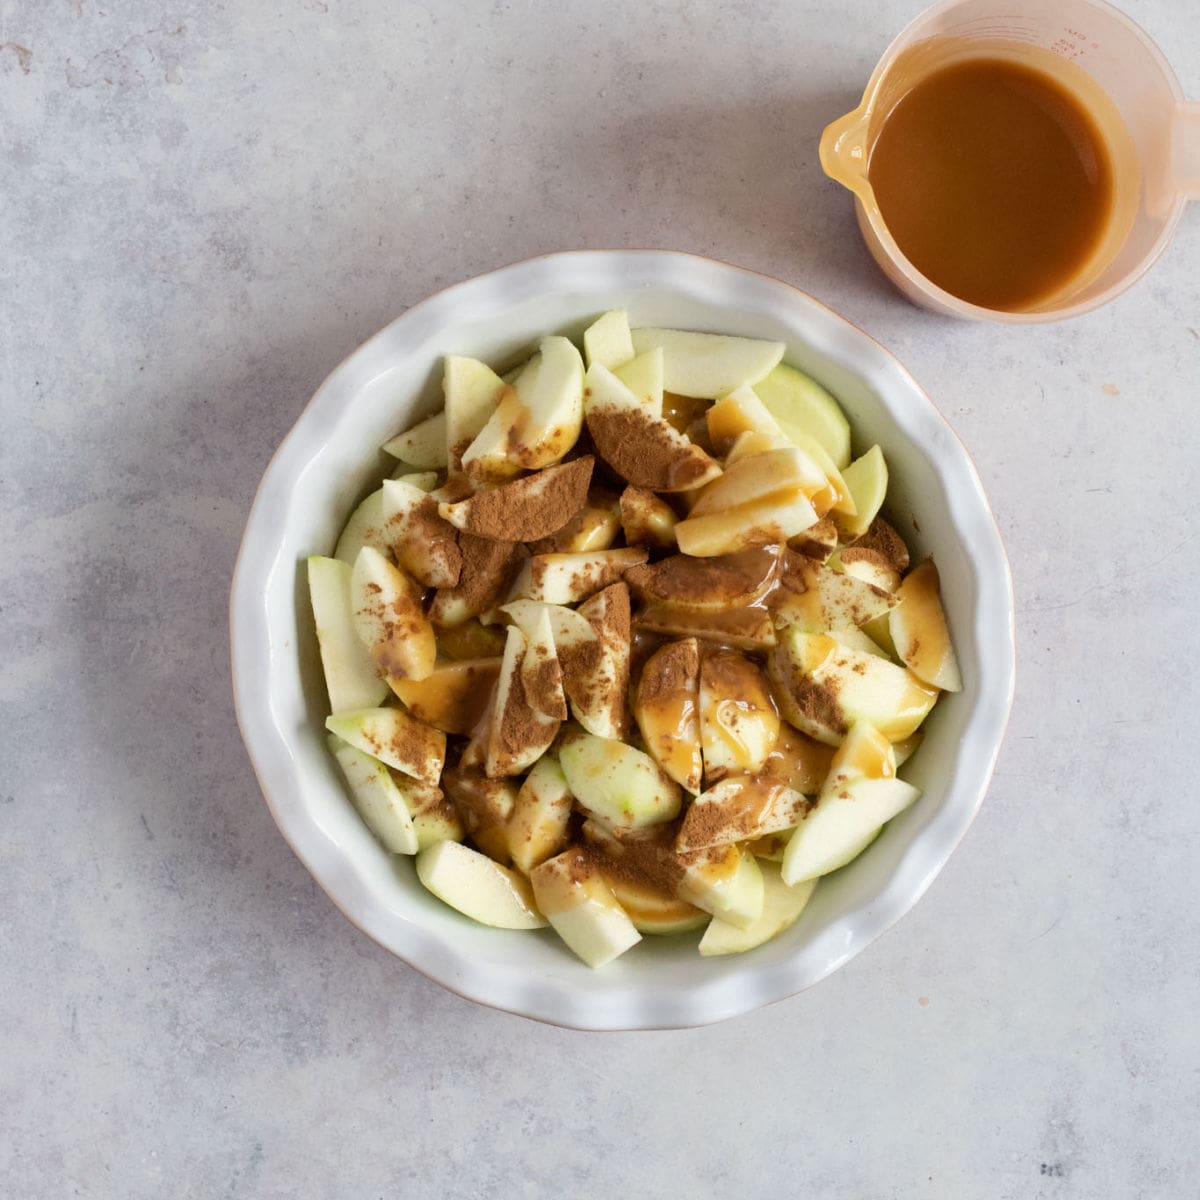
[819,108,870,194]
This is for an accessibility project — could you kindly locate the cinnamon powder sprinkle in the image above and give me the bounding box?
[585,405,719,492]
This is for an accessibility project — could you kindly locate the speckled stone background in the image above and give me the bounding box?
[4,2,1198,1197]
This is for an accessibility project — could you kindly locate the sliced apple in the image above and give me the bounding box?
[618,485,678,549]
[327,733,419,854]
[781,722,919,885]
[612,345,664,416]
[350,547,436,681]
[508,547,647,606]
[848,516,911,574]
[516,603,569,722]
[892,729,923,768]
[576,582,632,740]
[307,556,388,713]
[761,723,835,794]
[699,651,780,780]
[415,840,546,929]
[634,602,778,652]
[428,535,527,628]
[383,410,449,469]
[508,755,574,874]
[443,355,506,471]
[676,844,764,930]
[625,547,781,615]
[436,617,508,661]
[437,455,592,544]
[634,637,702,793]
[584,363,722,492]
[582,309,635,371]
[559,730,682,833]
[530,485,621,553]
[599,871,707,935]
[392,469,439,489]
[689,446,828,517]
[403,779,465,849]
[676,776,808,853]
[768,626,938,744]
[380,478,462,589]
[333,488,389,566]
[461,336,584,477]
[699,862,817,956]
[837,547,902,594]
[629,328,784,398]
[769,551,898,632]
[325,706,446,784]
[790,516,839,563]
[674,492,819,557]
[890,559,962,692]
[834,445,888,539]
[745,830,792,862]
[387,657,501,735]
[530,848,642,968]
[442,769,517,864]
[485,625,562,777]
[705,385,791,457]
[752,362,852,469]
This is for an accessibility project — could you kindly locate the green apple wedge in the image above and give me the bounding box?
[558,730,682,834]
[443,355,506,471]
[889,559,962,692]
[350,547,436,681]
[333,488,389,566]
[530,848,642,968]
[629,328,784,398]
[325,706,446,784]
[612,346,664,416]
[770,553,898,632]
[619,485,677,549]
[327,733,418,854]
[381,478,462,589]
[752,363,852,469]
[415,840,547,930]
[508,756,574,874]
[307,556,388,713]
[676,844,765,930]
[699,863,817,956]
[582,309,635,371]
[768,626,937,745]
[781,721,920,885]
[507,547,647,606]
[675,777,808,854]
[382,410,449,469]
[834,445,888,540]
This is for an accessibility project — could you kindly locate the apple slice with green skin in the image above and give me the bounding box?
[350,546,436,681]
[485,624,562,778]
[558,730,682,833]
[387,657,501,735]
[612,346,664,416]
[381,478,462,589]
[634,637,702,793]
[699,862,817,956]
[781,723,920,885]
[327,733,419,854]
[890,559,962,691]
[676,844,764,930]
[508,547,647,606]
[461,336,584,478]
[768,626,938,745]
[530,848,642,968]
[442,770,518,865]
[415,840,547,929]
[333,488,389,566]
[676,776,808,853]
[629,328,784,398]
[508,756,574,874]
[383,410,449,469]
[752,363,852,469]
[699,651,780,781]
[444,355,506,471]
[769,551,898,632]
[583,309,635,371]
[438,456,593,542]
[584,363,722,492]
[619,485,677,549]
[892,730,923,768]
[325,706,445,784]
[403,779,465,850]
[834,445,888,539]
[307,556,388,713]
[530,486,621,554]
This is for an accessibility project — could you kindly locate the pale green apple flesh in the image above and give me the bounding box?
[416,840,547,929]
[676,844,765,930]
[530,848,642,967]
[508,756,574,874]
[350,546,436,681]
[325,706,446,784]
[443,354,506,470]
[508,547,647,606]
[383,410,449,469]
[307,556,388,713]
[699,862,817,956]
[381,478,461,588]
[676,777,808,853]
[630,327,784,398]
[327,733,419,854]
[612,345,664,415]
[582,309,635,371]
[835,446,888,539]
[333,488,388,566]
[752,363,852,469]
[558,731,682,833]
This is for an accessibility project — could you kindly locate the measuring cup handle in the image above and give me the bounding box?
[1175,101,1200,201]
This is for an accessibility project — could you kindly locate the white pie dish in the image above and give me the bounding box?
[230,250,1015,1030]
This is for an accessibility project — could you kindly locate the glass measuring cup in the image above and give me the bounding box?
[820,0,1200,322]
